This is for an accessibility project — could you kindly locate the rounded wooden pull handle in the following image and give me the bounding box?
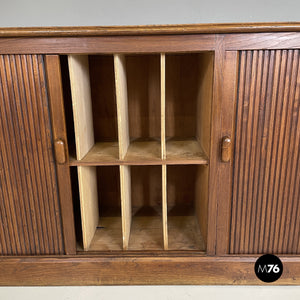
[221,136,231,162]
[54,139,66,164]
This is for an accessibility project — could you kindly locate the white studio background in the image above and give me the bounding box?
[0,286,300,300]
[0,0,300,298]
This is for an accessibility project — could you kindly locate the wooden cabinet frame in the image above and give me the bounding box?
[0,23,299,285]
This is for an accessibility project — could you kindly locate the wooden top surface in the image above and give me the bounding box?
[1,22,300,37]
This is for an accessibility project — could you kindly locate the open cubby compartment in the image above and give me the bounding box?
[68,55,119,164]
[127,165,165,250]
[166,165,208,251]
[114,54,162,163]
[75,166,123,251]
[164,52,214,164]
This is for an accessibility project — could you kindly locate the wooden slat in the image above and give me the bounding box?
[3,23,300,37]
[78,166,99,250]
[68,55,94,160]
[230,49,300,254]
[0,35,216,54]
[120,165,132,250]
[44,55,76,254]
[270,50,295,254]
[162,165,168,250]
[0,55,64,255]
[68,55,99,250]
[208,42,238,254]
[195,165,209,249]
[161,53,166,160]
[114,54,130,160]
[196,52,214,157]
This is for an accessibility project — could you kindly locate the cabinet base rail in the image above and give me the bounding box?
[0,255,299,285]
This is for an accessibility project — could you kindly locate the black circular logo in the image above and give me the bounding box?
[254,254,283,283]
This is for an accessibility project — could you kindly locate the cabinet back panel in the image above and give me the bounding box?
[131,165,162,215]
[126,55,161,140]
[0,54,65,255]
[89,55,118,142]
[230,50,300,254]
[97,166,121,216]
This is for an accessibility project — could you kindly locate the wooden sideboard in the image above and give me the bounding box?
[0,23,299,285]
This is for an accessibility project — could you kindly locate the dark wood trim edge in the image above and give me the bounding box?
[0,255,299,285]
[1,22,300,37]
[44,55,77,255]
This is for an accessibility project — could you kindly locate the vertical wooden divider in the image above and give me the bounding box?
[161,53,168,249]
[114,54,131,250]
[68,55,99,250]
[161,54,166,160]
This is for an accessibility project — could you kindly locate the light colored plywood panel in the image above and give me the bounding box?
[162,165,168,250]
[88,217,122,251]
[120,165,131,250]
[166,138,208,164]
[114,54,130,160]
[68,55,94,160]
[168,216,205,250]
[78,166,99,250]
[161,53,166,159]
[128,216,164,250]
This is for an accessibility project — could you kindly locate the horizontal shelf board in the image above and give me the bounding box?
[129,216,164,250]
[69,142,119,165]
[168,216,205,250]
[70,139,208,166]
[166,138,208,163]
[86,217,123,251]
[124,139,161,162]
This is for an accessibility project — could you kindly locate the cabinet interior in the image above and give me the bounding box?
[63,51,214,252]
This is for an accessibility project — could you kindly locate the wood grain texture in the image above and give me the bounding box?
[44,55,76,254]
[128,216,163,250]
[68,55,94,160]
[161,54,166,160]
[89,55,118,143]
[0,255,299,285]
[114,54,130,160]
[0,32,300,55]
[69,139,208,166]
[162,165,168,250]
[126,55,161,140]
[167,165,206,250]
[77,166,99,250]
[230,50,300,254]
[166,138,208,163]
[120,165,132,250]
[88,218,122,251]
[206,37,238,254]
[0,35,215,54]
[1,23,300,37]
[224,32,300,50]
[0,55,64,255]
